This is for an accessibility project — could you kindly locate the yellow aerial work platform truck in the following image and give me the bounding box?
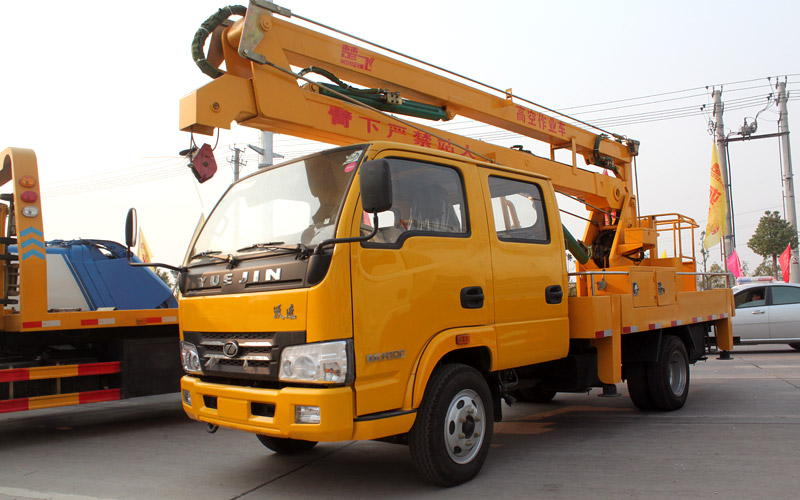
[157,1,734,486]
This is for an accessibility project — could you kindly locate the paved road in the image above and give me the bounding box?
[1,345,798,499]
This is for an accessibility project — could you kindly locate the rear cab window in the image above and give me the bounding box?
[487,176,549,244]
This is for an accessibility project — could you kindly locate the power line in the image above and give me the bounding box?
[559,75,795,112]
[35,76,798,197]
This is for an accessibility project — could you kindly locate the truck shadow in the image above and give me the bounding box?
[227,399,642,497]
[0,393,186,447]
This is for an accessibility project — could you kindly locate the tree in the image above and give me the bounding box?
[747,211,798,280]
[698,262,728,289]
[156,269,178,289]
[752,258,776,278]
[707,262,727,289]
[739,260,750,277]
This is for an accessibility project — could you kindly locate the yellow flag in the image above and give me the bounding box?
[137,227,153,263]
[703,144,727,250]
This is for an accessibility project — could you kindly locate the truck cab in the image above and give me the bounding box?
[178,141,569,459]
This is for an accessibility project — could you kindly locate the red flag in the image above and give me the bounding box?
[726,249,742,279]
[779,244,792,282]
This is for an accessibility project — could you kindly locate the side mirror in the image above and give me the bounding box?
[122,207,185,273]
[359,159,393,213]
[125,208,138,248]
[314,159,393,256]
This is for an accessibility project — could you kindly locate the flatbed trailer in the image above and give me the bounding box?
[0,147,181,413]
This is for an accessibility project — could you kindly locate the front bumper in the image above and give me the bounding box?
[181,376,354,442]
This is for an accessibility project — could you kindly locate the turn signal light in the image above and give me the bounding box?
[19,176,36,188]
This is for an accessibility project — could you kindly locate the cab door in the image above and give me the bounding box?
[479,171,569,370]
[350,153,493,417]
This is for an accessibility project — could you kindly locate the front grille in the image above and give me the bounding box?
[184,330,305,381]
[201,332,270,341]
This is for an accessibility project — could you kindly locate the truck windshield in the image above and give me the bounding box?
[190,146,366,260]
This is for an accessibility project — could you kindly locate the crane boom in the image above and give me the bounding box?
[180,1,638,213]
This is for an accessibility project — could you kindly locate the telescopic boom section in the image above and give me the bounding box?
[180,0,637,213]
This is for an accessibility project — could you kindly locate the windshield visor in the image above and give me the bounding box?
[190,147,365,260]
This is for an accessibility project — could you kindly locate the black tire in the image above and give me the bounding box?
[514,384,557,404]
[789,342,800,351]
[625,362,655,411]
[409,364,494,487]
[646,336,690,411]
[256,435,317,454]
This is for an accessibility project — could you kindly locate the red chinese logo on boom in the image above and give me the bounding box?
[340,44,375,71]
[328,105,476,159]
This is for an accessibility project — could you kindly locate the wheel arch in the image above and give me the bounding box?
[406,326,496,409]
[670,323,709,362]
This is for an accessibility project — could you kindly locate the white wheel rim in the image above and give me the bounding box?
[443,389,486,464]
[668,350,687,396]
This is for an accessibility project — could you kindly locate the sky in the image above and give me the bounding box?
[1,0,799,272]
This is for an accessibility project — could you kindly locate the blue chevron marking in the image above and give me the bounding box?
[20,238,45,250]
[22,248,45,261]
[20,227,44,238]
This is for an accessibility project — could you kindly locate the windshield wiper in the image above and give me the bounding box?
[189,250,242,269]
[236,241,286,253]
[236,242,313,260]
[188,250,230,262]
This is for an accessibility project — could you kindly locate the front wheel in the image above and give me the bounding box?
[409,364,494,486]
[647,336,690,411]
[256,435,317,454]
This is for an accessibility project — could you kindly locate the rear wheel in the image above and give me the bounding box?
[409,364,494,486]
[625,362,655,411]
[256,435,317,454]
[647,336,690,411]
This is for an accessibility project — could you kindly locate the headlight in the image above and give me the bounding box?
[180,341,202,374]
[280,340,351,384]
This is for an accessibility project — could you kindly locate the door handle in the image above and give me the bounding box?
[752,310,765,315]
[460,286,484,309]
[545,285,563,304]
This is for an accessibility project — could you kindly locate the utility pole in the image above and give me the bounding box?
[260,131,274,168]
[712,89,734,279]
[248,131,284,169]
[777,80,800,282]
[229,145,245,182]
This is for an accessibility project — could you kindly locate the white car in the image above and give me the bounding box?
[732,282,800,350]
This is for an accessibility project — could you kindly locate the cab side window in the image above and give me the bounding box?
[488,176,549,243]
[735,287,767,308]
[362,159,467,245]
[770,286,800,306]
